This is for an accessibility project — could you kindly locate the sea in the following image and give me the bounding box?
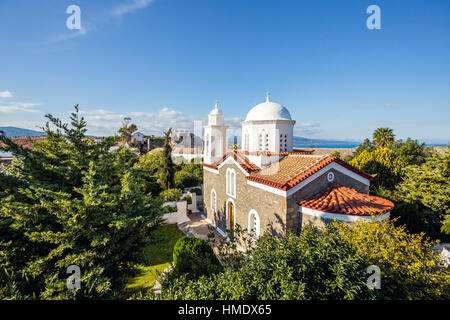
[294,144,359,149]
[294,143,447,149]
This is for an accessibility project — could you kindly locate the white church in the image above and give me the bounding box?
[201,94,394,239]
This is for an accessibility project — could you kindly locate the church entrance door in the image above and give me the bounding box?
[228,202,235,236]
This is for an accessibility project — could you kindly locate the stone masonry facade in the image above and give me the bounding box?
[203,161,369,237]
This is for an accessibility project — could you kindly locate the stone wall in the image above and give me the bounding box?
[203,163,287,238]
[204,162,371,237]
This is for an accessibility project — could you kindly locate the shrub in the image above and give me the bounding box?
[350,147,405,190]
[153,226,376,300]
[334,219,450,300]
[184,195,192,205]
[172,236,223,280]
[190,187,202,195]
[159,188,182,202]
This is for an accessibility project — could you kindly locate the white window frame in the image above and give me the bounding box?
[226,168,236,197]
[248,209,260,240]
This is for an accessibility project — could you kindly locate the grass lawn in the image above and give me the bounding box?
[124,223,185,296]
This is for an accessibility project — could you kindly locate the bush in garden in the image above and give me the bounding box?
[172,236,223,280]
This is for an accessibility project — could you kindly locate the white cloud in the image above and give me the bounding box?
[47,27,87,44]
[111,0,154,16]
[0,91,13,98]
[0,101,41,113]
[76,107,198,136]
[294,122,320,136]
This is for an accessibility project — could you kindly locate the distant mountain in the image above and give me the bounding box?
[293,136,361,146]
[0,126,45,137]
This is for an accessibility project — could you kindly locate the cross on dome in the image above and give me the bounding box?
[266,92,270,102]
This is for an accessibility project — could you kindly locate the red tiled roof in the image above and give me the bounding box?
[202,150,260,173]
[299,184,394,216]
[203,151,374,192]
[247,155,374,191]
[0,136,46,150]
[239,149,314,156]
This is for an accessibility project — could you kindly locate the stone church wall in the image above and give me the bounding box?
[203,162,288,238]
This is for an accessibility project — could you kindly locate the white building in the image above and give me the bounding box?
[203,101,228,165]
[241,93,296,153]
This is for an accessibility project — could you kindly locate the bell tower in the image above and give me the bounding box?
[204,101,228,164]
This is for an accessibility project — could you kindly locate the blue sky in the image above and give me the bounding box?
[0,0,449,143]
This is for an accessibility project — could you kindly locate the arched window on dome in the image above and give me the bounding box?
[248,209,260,240]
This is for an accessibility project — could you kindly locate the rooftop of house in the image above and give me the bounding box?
[298,183,394,216]
[0,136,46,151]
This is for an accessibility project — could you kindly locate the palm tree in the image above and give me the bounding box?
[372,127,395,148]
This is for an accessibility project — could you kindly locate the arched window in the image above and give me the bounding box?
[248,209,260,239]
[226,168,236,197]
[211,189,217,212]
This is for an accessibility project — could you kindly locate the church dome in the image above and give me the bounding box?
[245,93,292,121]
[209,101,223,115]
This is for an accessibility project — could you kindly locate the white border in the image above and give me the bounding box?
[203,165,219,174]
[226,168,236,198]
[247,209,261,239]
[218,156,250,176]
[299,206,390,222]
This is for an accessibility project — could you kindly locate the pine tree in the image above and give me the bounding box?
[0,106,163,299]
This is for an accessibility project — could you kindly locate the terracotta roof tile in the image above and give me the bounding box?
[247,155,373,191]
[202,150,260,173]
[239,149,314,156]
[299,184,394,216]
[0,136,46,150]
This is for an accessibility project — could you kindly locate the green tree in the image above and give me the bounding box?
[346,138,375,162]
[335,219,450,299]
[174,170,201,189]
[350,147,405,190]
[117,117,137,144]
[372,127,395,148]
[396,148,450,238]
[132,152,163,197]
[0,106,163,299]
[158,128,174,190]
[390,138,429,166]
